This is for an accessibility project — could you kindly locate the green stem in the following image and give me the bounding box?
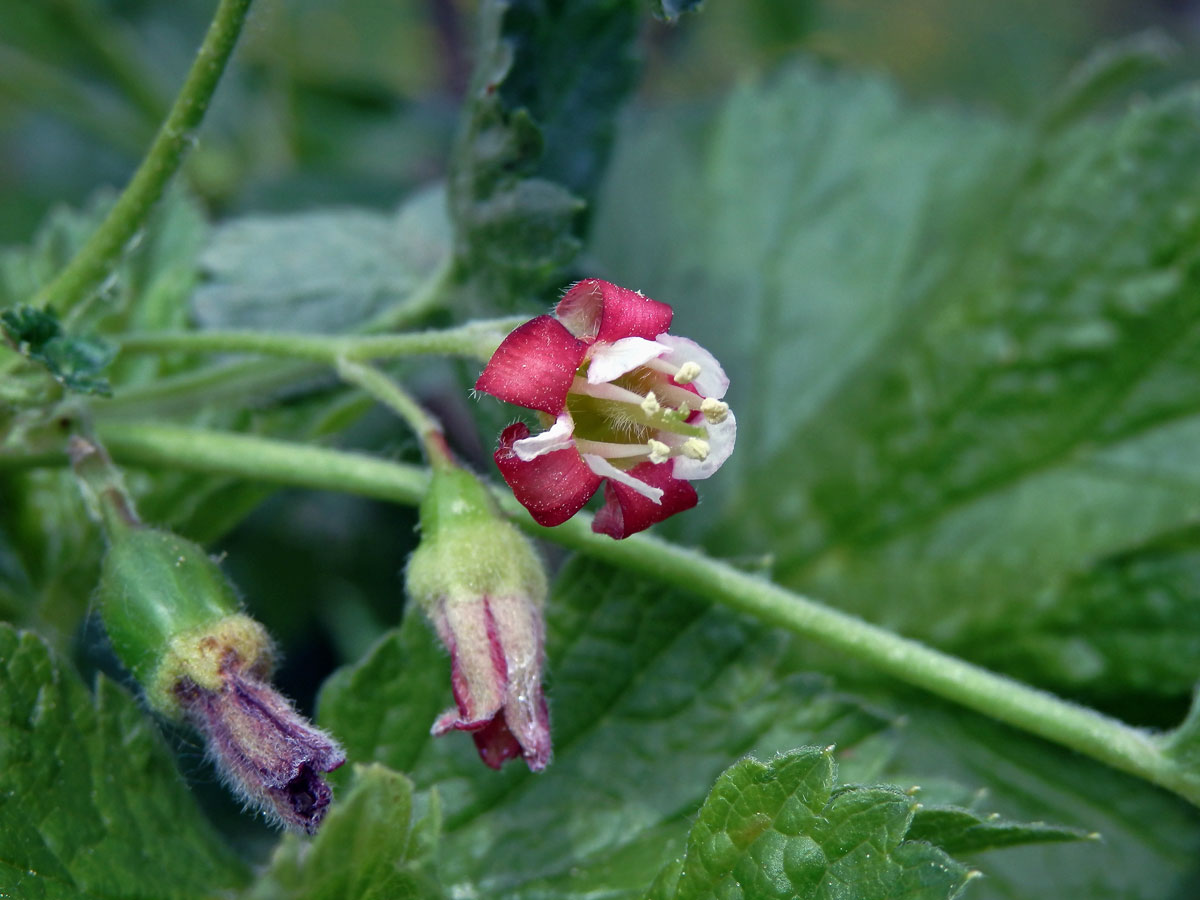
[19,421,1197,808]
[28,0,253,315]
[335,359,456,470]
[98,264,466,416]
[112,317,520,365]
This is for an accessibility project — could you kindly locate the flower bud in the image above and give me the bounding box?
[406,465,551,770]
[72,437,345,832]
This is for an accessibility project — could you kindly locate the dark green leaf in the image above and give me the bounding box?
[246,763,443,900]
[319,557,896,899]
[0,623,248,899]
[194,186,451,333]
[449,0,639,309]
[591,61,1200,700]
[1,304,115,395]
[657,748,973,900]
[905,804,1095,856]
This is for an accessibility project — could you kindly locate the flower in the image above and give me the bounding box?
[475,279,736,538]
[406,466,552,770]
[163,616,346,834]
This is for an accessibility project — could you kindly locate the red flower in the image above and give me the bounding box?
[476,279,735,538]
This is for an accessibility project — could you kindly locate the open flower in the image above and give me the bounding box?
[475,279,735,538]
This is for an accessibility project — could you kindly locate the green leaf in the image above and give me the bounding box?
[904,804,1094,857]
[591,60,1200,699]
[877,694,1200,899]
[246,763,443,900]
[449,0,639,309]
[319,557,896,899]
[0,623,248,899]
[1,305,115,395]
[194,185,450,333]
[657,748,973,900]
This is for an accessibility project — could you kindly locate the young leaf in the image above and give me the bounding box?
[449,0,639,309]
[319,557,896,899]
[656,748,974,900]
[591,59,1200,699]
[0,624,248,899]
[1,304,116,395]
[246,763,443,900]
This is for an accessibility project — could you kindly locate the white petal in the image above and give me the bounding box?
[582,453,664,503]
[586,336,668,384]
[672,409,736,480]
[655,334,730,399]
[513,413,575,461]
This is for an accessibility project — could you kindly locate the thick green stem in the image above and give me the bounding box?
[21,421,1193,808]
[28,0,253,315]
[112,318,519,365]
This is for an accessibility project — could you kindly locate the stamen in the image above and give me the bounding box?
[570,376,646,405]
[574,438,652,460]
[640,391,661,416]
[681,438,710,461]
[700,397,729,424]
[673,361,702,385]
[647,439,671,465]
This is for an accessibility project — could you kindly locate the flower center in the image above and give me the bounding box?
[566,362,719,468]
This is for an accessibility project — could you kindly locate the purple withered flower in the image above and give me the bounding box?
[161,616,345,833]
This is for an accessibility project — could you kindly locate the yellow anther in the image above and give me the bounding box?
[640,391,661,416]
[647,439,671,464]
[673,361,702,385]
[700,397,729,424]
[681,438,709,461]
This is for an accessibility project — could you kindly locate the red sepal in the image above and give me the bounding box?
[475,315,587,415]
[591,461,698,539]
[495,423,602,526]
[472,713,524,770]
[556,279,673,344]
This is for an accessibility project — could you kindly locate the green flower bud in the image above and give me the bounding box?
[406,465,551,770]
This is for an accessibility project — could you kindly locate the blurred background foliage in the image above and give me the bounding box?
[3,0,1198,246]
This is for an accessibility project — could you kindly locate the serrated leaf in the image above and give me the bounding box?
[246,763,443,900]
[319,557,896,899]
[193,185,450,333]
[0,623,248,899]
[591,59,1200,699]
[1,304,115,395]
[905,804,1094,856]
[657,748,972,900]
[449,0,638,309]
[877,694,1200,900]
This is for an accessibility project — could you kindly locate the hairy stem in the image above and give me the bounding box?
[112,317,519,365]
[28,0,253,315]
[16,421,1196,808]
[335,359,456,470]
